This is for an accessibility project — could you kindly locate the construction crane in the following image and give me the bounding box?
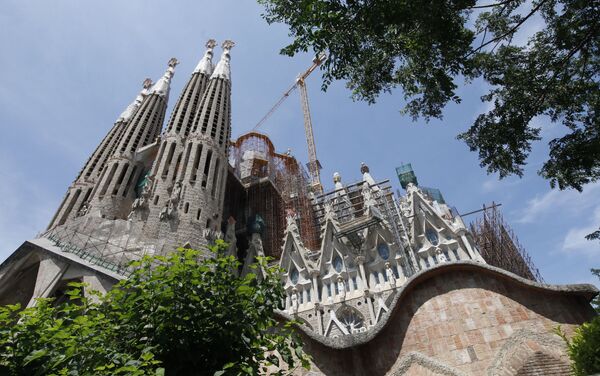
[252,53,326,195]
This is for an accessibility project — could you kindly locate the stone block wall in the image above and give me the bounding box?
[294,264,597,375]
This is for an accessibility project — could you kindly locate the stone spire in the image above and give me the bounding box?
[148,40,234,252]
[193,39,217,75]
[47,78,153,230]
[163,41,216,136]
[117,78,153,123]
[149,58,178,102]
[86,59,175,220]
[142,40,220,234]
[210,40,234,81]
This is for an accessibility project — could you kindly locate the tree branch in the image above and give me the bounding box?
[467,0,548,57]
[468,0,517,10]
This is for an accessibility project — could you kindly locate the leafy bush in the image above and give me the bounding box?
[556,316,600,376]
[0,240,308,375]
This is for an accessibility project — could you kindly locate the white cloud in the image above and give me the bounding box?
[562,206,600,257]
[517,182,600,223]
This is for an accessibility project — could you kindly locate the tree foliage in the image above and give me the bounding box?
[591,268,600,313]
[258,0,600,192]
[556,316,600,376]
[0,241,308,375]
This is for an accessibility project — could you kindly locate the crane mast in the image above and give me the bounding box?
[297,76,323,195]
[252,53,326,195]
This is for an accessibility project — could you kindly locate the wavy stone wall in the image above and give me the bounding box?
[289,263,597,375]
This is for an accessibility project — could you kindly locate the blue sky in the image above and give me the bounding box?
[0,0,598,286]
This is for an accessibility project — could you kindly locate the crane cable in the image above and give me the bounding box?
[251,53,326,131]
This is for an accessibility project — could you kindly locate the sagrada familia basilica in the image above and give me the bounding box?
[0,40,597,375]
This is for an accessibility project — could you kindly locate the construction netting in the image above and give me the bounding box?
[396,163,418,190]
[228,132,320,258]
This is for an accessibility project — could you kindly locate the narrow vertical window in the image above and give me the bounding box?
[162,142,176,177]
[191,144,202,182]
[202,150,212,188]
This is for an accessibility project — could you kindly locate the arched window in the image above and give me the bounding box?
[289,267,299,285]
[426,228,439,245]
[377,243,390,260]
[333,255,343,272]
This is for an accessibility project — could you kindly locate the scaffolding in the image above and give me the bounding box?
[228,132,320,258]
[469,204,544,282]
[313,179,416,274]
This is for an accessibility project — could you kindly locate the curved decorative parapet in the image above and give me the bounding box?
[277,261,597,375]
[277,260,598,349]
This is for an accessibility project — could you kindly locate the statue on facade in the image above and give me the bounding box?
[159,199,176,221]
[337,276,346,301]
[291,289,299,314]
[129,174,154,219]
[385,262,397,287]
[247,213,265,235]
[436,248,448,263]
[171,181,182,204]
[76,202,90,217]
[361,181,378,211]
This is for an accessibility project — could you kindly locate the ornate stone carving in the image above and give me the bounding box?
[291,289,299,314]
[385,262,397,287]
[337,276,346,301]
[205,39,217,49]
[77,202,90,217]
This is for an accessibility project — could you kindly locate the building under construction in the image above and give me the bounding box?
[470,203,544,282]
[224,132,320,260]
[1,39,596,376]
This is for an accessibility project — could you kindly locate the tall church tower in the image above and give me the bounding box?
[147,40,234,251]
[47,78,153,230]
[88,58,178,219]
[139,41,216,230]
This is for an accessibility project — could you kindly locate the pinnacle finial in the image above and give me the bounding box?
[150,58,178,99]
[194,39,217,75]
[168,58,179,68]
[211,40,235,80]
[117,78,152,123]
[222,40,235,50]
[360,162,369,174]
[206,39,217,49]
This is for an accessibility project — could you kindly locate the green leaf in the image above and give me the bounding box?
[23,349,48,365]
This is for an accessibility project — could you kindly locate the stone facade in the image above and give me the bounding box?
[278,165,487,339]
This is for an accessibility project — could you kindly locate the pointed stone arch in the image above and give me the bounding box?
[387,351,467,376]
[487,329,570,376]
